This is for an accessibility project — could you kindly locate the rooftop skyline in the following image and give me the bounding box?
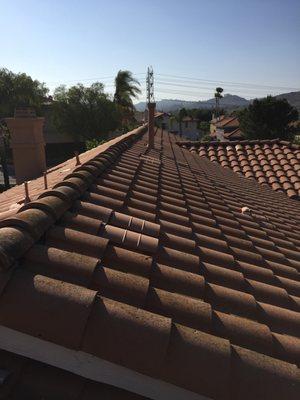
[1,0,300,101]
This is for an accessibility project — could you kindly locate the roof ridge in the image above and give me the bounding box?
[0,125,147,271]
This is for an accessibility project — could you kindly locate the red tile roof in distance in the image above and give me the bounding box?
[0,126,300,399]
[215,116,239,129]
[179,139,300,200]
[225,127,244,139]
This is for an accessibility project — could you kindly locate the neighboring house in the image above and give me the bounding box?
[167,116,200,140]
[0,126,299,399]
[180,116,199,140]
[154,112,171,130]
[210,115,243,141]
[134,111,145,124]
[210,114,226,135]
[224,127,244,141]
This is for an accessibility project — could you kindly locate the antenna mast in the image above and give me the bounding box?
[146,66,154,103]
[146,66,156,148]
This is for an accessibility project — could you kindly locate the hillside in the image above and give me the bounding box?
[275,91,300,112]
[135,94,249,112]
[135,91,300,113]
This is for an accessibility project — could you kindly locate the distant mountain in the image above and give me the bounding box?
[274,91,300,113]
[135,94,249,112]
[134,91,300,113]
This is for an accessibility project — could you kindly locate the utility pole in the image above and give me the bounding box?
[146,67,156,148]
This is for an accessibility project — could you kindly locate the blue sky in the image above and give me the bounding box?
[1,0,300,101]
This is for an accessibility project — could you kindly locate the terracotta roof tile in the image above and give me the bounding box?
[0,127,299,398]
[82,296,171,375]
[179,139,300,199]
[231,344,300,400]
[0,270,97,348]
[163,324,231,399]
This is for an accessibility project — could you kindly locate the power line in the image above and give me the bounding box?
[154,79,283,94]
[156,73,299,91]
[47,72,298,92]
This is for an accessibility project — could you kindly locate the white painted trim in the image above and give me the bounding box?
[0,325,209,400]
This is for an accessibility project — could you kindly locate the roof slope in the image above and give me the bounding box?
[179,139,300,199]
[0,127,300,399]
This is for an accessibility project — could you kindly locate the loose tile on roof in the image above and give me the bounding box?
[0,126,299,399]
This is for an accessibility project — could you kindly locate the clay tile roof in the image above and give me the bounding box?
[0,126,300,399]
[216,116,239,128]
[225,127,244,139]
[179,139,300,200]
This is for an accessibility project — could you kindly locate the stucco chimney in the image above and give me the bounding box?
[147,102,156,148]
[5,107,46,184]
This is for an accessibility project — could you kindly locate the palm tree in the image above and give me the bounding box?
[114,70,141,127]
[214,87,223,120]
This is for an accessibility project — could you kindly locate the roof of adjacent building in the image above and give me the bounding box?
[179,138,300,199]
[211,115,226,124]
[215,116,239,129]
[225,127,244,139]
[210,127,244,140]
[0,126,300,399]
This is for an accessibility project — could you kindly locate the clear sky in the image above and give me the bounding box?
[1,0,299,101]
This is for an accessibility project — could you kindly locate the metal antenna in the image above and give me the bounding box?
[146,66,155,103]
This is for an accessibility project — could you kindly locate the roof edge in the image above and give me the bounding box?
[0,324,207,400]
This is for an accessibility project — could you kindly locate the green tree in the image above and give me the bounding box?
[201,133,212,142]
[178,108,188,136]
[198,121,210,139]
[0,68,48,118]
[53,83,120,143]
[190,108,212,122]
[239,96,298,140]
[114,70,141,127]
